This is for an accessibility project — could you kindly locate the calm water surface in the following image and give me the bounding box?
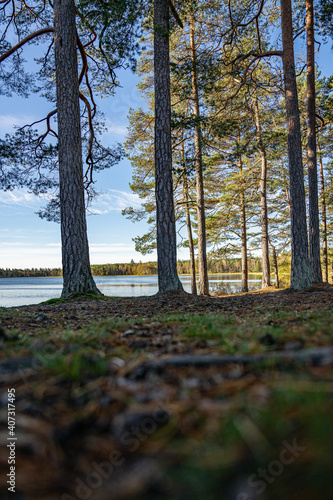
[0,274,262,307]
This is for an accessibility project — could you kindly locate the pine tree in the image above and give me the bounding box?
[280,0,312,289]
[54,0,100,296]
[153,0,183,293]
[306,0,322,282]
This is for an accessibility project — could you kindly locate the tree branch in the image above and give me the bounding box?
[169,0,183,28]
[0,27,53,63]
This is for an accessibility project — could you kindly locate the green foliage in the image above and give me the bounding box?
[0,257,263,278]
[0,0,141,221]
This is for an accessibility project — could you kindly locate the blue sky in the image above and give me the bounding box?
[0,62,166,268]
[0,29,332,269]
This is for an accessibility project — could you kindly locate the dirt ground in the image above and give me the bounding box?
[0,284,332,500]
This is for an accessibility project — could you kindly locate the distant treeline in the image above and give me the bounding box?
[0,258,262,278]
[0,268,62,278]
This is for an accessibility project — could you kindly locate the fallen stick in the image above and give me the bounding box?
[128,347,333,379]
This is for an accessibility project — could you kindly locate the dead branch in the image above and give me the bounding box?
[128,347,333,380]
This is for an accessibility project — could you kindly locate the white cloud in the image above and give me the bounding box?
[0,243,62,268]
[103,120,128,137]
[0,190,40,207]
[0,242,30,247]
[90,243,135,253]
[89,189,142,214]
[0,188,141,215]
[0,114,39,134]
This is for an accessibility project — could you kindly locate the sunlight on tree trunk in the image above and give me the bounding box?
[318,141,328,282]
[306,0,322,283]
[280,0,312,290]
[239,157,248,293]
[190,13,209,296]
[181,137,197,295]
[254,97,271,288]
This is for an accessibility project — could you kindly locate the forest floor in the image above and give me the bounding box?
[0,283,333,500]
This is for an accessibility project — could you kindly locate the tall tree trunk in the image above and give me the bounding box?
[189,13,209,295]
[153,0,182,294]
[280,0,312,290]
[181,130,197,294]
[183,171,197,295]
[253,97,271,288]
[306,0,322,282]
[53,0,100,298]
[239,157,248,293]
[281,160,291,214]
[318,140,328,282]
[269,240,280,288]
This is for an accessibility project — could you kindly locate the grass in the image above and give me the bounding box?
[2,295,333,499]
[34,351,108,380]
[3,307,333,364]
[150,308,333,353]
[40,291,105,305]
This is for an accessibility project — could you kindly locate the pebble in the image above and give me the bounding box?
[124,329,135,336]
[35,313,49,322]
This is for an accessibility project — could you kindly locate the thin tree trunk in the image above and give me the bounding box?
[181,130,197,294]
[306,0,322,282]
[253,97,271,288]
[281,160,291,214]
[280,0,312,290]
[269,240,280,288]
[183,171,197,295]
[153,0,182,294]
[318,140,328,282]
[53,0,100,297]
[239,157,248,293]
[189,13,209,295]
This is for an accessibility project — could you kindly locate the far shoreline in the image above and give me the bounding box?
[0,272,263,279]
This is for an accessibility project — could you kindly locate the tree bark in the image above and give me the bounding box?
[318,140,328,282]
[280,0,312,290]
[281,160,291,214]
[181,129,196,294]
[53,0,100,297]
[183,171,197,295]
[306,0,322,282]
[239,157,248,293]
[253,97,271,288]
[153,0,183,294]
[269,240,280,288]
[190,13,209,295]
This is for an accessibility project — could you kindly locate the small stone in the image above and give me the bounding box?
[124,329,135,336]
[35,313,49,322]
[108,357,125,373]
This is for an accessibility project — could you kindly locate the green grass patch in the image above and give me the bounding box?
[40,291,105,305]
[33,350,108,381]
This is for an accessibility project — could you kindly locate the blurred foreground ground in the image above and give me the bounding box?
[0,283,333,500]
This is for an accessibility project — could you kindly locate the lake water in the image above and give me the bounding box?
[0,274,262,308]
